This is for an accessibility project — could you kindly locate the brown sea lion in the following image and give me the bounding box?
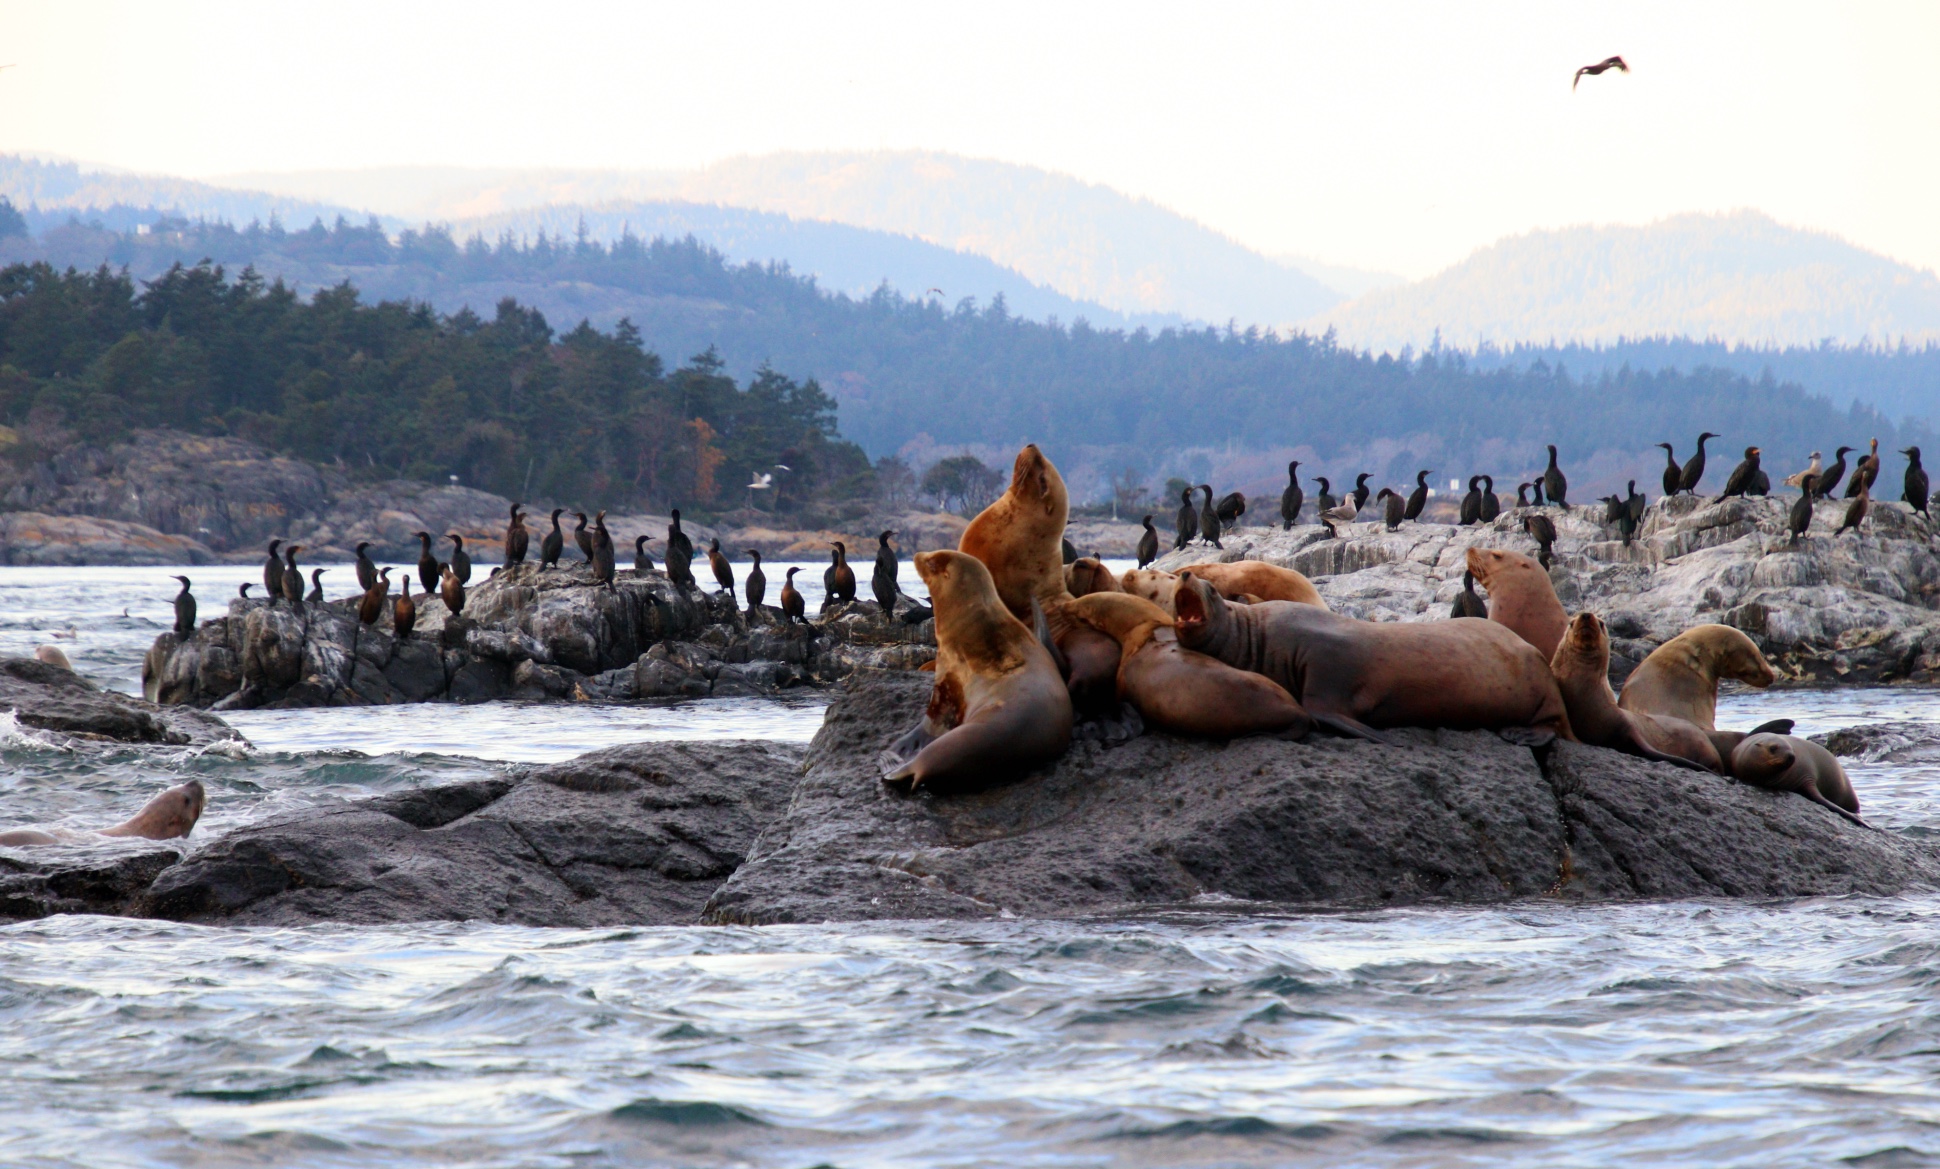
[1066,592,1310,739]
[1173,574,1571,742]
[33,645,72,670]
[0,780,206,847]
[1618,624,1776,731]
[882,551,1073,792]
[1177,560,1327,608]
[1466,547,1567,662]
[1551,613,1721,771]
[958,443,1071,622]
[1729,733,1863,825]
[1064,556,1124,598]
[1119,567,1181,615]
[1038,599,1127,726]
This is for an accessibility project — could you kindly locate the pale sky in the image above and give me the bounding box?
[3,1,1937,279]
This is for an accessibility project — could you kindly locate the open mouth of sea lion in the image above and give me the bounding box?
[1172,573,1208,635]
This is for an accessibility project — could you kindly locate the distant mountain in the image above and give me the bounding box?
[1312,211,1940,351]
[0,155,363,235]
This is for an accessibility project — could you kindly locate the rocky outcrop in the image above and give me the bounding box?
[143,561,936,708]
[0,845,187,921]
[1160,493,1940,685]
[701,676,1940,923]
[0,511,215,565]
[0,656,237,745]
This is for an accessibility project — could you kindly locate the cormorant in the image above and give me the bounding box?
[1543,445,1569,508]
[1573,55,1628,90]
[1815,447,1852,499]
[1904,447,1929,517]
[1836,476,1870,536]
[1315,476,1337,515]
[872,531,898,615]
[572,512,594,562]
[1656,442,1681,498]
[1136,516,1159,568]
[394,577,417,640]
[1479,475,1501,522]
[1846,438,1880,498]
[1459,476,1482,525]
[707,537,734,594]
[439,563,466,614]
[1678,433,1718,495]
[238,582,252,599]
[634,535,655,574]
[504,504,529,565]
[1174,487,1198,550]
[1215,491,1246,528]
[541,509,565,569]
[666,509,694,565]
[1602,495,1626,524]
[281,544,306,609]
[1280,462,1304,529]
[1621,480,1644,546]
[780,567,807,625]
[415,531,439,592]
[1451,569,1488,618]
[359,568,390,626]
[1404,470,1430,522]
[1530,477,1546,507]
[1515,483,1531,508]
[1378,487,1403,531]
[306,568,326,605]
[447,534,471,585]
[1198,485,1223,549]
[1788,476,1816,544]
[263,539,285,607]
[170,576,195,637]
[1523,513,1557,569]
[354,541,378,592]
[746,550,768,615]
[1351,473,1372,512]
[827,542,857,605]
[1721,447,1762,498]
[590,512,615,589]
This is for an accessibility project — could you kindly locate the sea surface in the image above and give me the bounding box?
[5,566,1940,1167]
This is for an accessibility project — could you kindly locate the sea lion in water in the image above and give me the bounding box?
[33,645,72,670]
[1618,624,1775,732]
[1729,733,1863,825]
[1173,574,1571,742]
[1064,556,1124,597]
[1551,613,1721,771]
[1066,592,1309,739]
[0,780,206,847]
[1176,560,1327,608]
[882,551,1072,792]
[959,443,1071,622]
[1465,547,1567,662]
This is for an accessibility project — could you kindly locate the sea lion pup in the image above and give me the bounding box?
[1729,733,1864,825]
[1551,613,1721,772]
[958,443,1071,622]
[1066,592,1309,740]
[0,780,206,847]
[1172,574,1571,743]
[1618,624,1775,732]
[1064,556,1124,598]
[1176,560,1327,608]
[882,551,1072,793]
[1465,547,1567,662]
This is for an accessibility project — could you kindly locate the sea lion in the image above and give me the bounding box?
[1465,547,1567,662]
[1728,733,1863,825]
[33,645,72,670]
[1173,574,1571,742]
[1551,613,1721,771]
[958,443,1071,622]
[1120,567,1181,615]
[882,550,1072,792]
[1064,556,1124,597]
[1176,560,1327,608]
[0,780,206,847]
[1618,624,1775,731]
[1066,592,1309,739]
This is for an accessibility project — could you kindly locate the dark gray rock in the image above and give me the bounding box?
[138,741,804,927]
[0,657,236,746]
[0,845,187,920]
[1814,721,1940,764]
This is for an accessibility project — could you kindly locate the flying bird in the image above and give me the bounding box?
[1573,56,1628,90]
[925,288,944,297]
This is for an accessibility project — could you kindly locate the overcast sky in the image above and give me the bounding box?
[3,1,1936,279]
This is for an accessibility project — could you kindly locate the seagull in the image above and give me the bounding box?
[1573,55,1628,90]
[924,287,943,297]
[748,472,774,491]
[1783,451,1822,489]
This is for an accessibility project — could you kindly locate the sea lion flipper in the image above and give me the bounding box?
[879,721,936,779]
[1032,598,1069,680]
[1803,785,1870,828]
[1748,718,1796,736]
[1310,712,1395,746]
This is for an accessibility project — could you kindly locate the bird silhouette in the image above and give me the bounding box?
[1573,55,1628,90]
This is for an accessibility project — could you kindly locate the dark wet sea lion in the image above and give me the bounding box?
[959,443,1071,622]
[1729,733,1863,825]
[1176,560,1326,608]
[882,550,1072,792]
[1174,574,1571,742]
[0,780,207,847]
[1465,547,1566,662]
[1064,557,1124,597]
[1551,613,1721,771]
[1617,624,1775,731]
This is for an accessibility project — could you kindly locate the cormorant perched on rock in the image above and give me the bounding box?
[1515,483,1531,508]
[1377,487,1403,531]
[415,532,439,592]
[447,534,471,585]
[1532,478,1547,506]
[1678,432,1719,495]
[1198,485,1223,549]
[633,535,655,574]
[1836,476,1871,536]
[541,509,565,569]
[1788,475,1816,544]
[1655,442,1681,497]
[504,504,529,565]
[1846,438,1881,498]
[1174,487,1198,550]
[238,582,252,599]
[780,567,807,625]
[1351,473,1372,511]
[1136,516,1159,568]
[306,568,326,605]
[572,512,594,562]
[1460,476,1483,525]
[1621,481,1644,546]
[263,539,285,607]
[707,537,734,594]
[1280,462,1304,529]
[1405,470,1430,522]
[1523,513,1557,569]
[746,550,767,615]
[1543,445,1569,508]
[1479,476,1501,522]
[1215,491,1247,529]
[1315,476,1337,516]
[1814,447,1851,499]
[1451,569,1488,618]
[1749,465,1771,496]
[872,531,898,615]
[1721,447,1762,498]
[1783,451,1821,489]
[281,545,306,610]
[354,542,378,592]
[439,563,466,614]
[591,512,616,589]
[666,509,695,566]
[170,575,196,637]
[1601,494,1625,524]
[1903,447,1929,516]
[394,577,417,640]
[826,542,857,606]
[359,568,390,626]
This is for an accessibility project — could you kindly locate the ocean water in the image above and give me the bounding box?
[3,565,1940,1168]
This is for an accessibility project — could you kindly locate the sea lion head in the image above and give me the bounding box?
[1064,557,1122,598]
[915,550,1006,620]
[1009,443,1065,518]
[1555,611,1608,666]
[1119,568,1179,614]
[1731,733,1795,783]
[1465,546,1540,590]
[1698,624,1778,688]
[1170,572,1230,645]
[1069,592,1171,645]
[118,780,206,840]
[33,645,72,670]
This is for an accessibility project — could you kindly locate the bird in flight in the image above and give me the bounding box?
[1573,56,1628,90]
[925,287,943,297]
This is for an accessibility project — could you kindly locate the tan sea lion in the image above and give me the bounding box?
[882,551,1072,792]
[1618,624,1776,731]
[1551,613,1721,771]
[958,443,1071,622]
[1728,733,1863,825]
[1066,593,1310,739]
[1177,560,1327,608]
[1119,568,1181,615]
[1466,547,1567,662]
[0,780,206,847]
[1173,574,1571,742]
[33,645,72,670]
[1064,556,1124,598]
